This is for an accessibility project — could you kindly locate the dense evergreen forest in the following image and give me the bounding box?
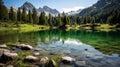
[0,0,120,29]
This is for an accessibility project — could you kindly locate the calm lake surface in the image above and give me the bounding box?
[0,29,120,67]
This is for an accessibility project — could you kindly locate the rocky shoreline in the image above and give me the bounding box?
[0,44,86,67]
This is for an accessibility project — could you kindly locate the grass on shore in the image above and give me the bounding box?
[0,23,50,33]
[66,24,117,32]
[0,22,118,32]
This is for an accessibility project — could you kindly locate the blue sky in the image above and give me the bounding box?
[4,0,98,13]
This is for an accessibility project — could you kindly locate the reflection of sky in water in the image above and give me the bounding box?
[37,38,120,67]
[64,39,84,45]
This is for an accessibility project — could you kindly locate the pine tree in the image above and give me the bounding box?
[66,16,70,25]
[21,7,27,23]
[62,16,67,27]
[39,12,47,25]
[58,14,62,26]
[32,8,38,24]
[83,16,87,24]
[76,16,81,25]
[62,12,65,17]
[100,19,104,24]
[48,13,53,26]
[46,16,48,25]
[28,10,33,23]
[0,0,9,21]
[91,17,95,24]
[107,16,112,24]
[17,8,21,22]
[9,7,17,22]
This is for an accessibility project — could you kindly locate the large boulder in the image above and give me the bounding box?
[0,52,18,64]
[19,44,33,50]
[24,55,38,62]
[61,56,75,64]
[0,49,10,56]
[40,57,48,65]
[3,52,18,58]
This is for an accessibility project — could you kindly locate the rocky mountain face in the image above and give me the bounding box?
[20,1,60,16]
[37,6,60,16]
[20,1,35,11]
[79,0,120,16]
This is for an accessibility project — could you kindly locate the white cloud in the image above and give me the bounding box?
[60,6,85,13]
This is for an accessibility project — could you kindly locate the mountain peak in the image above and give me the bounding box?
[21,1,35,11]
[43,6,52,11]
[38,6,60,15]
[43,6,50,8]
[23,1,33,6]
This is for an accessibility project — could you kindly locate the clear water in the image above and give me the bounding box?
[0,29,120,67]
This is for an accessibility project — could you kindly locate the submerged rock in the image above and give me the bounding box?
[33,52,40,56]
[40,57,49,65]
[24,55,38,62]
[61,56,75,64]
[85,49,88,51]
[19,44,33,50]
[33,48,43,52]
[49,52,55,55]
[75,61,86,66]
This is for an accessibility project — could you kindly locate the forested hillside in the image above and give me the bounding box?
[0,0,120,29]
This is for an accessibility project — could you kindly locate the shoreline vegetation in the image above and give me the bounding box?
[0,23,50,32]
[0,22,120,32]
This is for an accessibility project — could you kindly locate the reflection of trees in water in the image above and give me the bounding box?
[0,30,120,54]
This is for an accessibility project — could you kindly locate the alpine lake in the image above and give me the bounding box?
[0,29,120,67]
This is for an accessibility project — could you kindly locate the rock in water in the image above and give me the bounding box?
[48,59,56,67]
[7,65,14,67]
[33,52,40,56]
[0,44,7,48]
[0,49,10,56]
[75,61,86,66]
[24,55,38,62]
[40,57,49,65]
[4,52,18,58]
[0,52,18,64]
[61,56,75,64]
[19,44,33,50]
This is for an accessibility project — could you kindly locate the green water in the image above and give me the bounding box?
[0,29,120,67]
